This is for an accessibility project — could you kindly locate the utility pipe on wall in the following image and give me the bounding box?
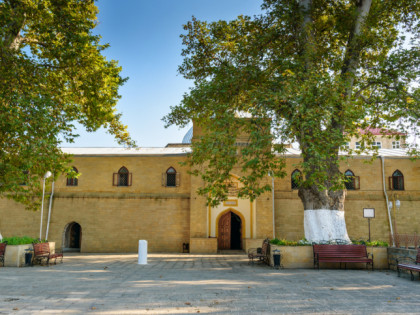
[45,177,55,241]
[380,156,395,247]
[269,172,275,239]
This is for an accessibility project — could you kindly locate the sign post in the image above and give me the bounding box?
[363,208,375,242]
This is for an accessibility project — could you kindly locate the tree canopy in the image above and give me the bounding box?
[164,0,420,208]
[0,0,134,209]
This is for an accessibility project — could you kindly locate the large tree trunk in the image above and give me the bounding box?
[298,160,350,244]
[299,186,350,243]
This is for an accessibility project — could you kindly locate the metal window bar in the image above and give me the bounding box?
[113,172,132,186]
[390,173,404,190]
[291,170,301,190]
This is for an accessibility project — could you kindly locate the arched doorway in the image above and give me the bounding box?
[218,211,242,250]
[63,222,82,252]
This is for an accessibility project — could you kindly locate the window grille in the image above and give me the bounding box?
[113,167,132,186]
[355,142,361,149]
[392,141,400,149]
[291,169,302,190]
[162,167,180,187]
[344,170,360,190]
[66,167,78,186]
[389,170,404,190]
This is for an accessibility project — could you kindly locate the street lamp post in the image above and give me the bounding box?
[40,171,52,240]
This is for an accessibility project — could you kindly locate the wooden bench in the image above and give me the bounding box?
[397,248,420,281]
[313,244,373,270]
[248,238,269,265]
[0,242,6,267]
[33,242,63,266]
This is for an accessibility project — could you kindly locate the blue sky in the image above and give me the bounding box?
[65,0,263,148]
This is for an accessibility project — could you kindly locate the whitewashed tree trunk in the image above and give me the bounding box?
[299,186,350,243]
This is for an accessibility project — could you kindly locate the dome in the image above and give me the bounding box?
[182,127,193,144]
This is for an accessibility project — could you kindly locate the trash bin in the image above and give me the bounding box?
[25,249,33,267]
[273,249,281,269]
[182,242,189,253]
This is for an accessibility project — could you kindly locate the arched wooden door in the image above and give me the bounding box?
[218,211,231,250]
[218,211,243,250]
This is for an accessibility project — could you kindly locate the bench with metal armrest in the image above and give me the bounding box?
[248,238,270,265]
[33,242,63,266]
[397,248,420,281]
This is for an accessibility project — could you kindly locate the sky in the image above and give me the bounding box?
[64,0,263,148]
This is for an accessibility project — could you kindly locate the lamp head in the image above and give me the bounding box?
[44,171,52,179]
[395,199,401,210]
[388,201,393,209]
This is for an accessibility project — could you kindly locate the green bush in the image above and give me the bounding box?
[351,239,388,247]
[270,238,388,247]
[1,236,45,245]
[270,238,311,246]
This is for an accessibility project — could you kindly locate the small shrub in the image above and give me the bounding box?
[2,236,45,245]
[351,239,388,247]
[270,238,310,246]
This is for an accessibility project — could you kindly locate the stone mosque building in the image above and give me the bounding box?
[0,124,419,253]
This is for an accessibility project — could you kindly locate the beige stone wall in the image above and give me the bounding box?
[348,135,406,150]
[274,156,420,242]
[0,151,418,253]
[0,195,190,253]
[55,155,191,194]
[190,238,217,253]
[0,155,191,253]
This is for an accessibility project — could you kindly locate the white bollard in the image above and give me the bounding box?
[138,240,147,265]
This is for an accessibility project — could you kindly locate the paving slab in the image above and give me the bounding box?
[0,253,419,314]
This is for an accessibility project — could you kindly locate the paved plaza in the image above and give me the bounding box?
[0,253,419,314]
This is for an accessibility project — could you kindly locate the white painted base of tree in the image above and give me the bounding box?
[304,209,351,243]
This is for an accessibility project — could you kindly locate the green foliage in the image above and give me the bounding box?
[0,0,135,210]
[164,0,420,206]
[352,239,389,247]
[270,238,311,246]
[270,238,388,247]
[2,236,44,245]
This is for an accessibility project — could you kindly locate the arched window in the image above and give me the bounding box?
[113,166,132,186]
[344,170,360,190]
[291,169,302,190]
[162,167,180,187]
[390,170,404,190]
[66,167,78,186]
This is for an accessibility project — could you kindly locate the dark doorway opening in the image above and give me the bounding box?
[230,212,242,249]
[64,222,82,252]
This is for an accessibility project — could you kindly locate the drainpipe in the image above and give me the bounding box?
[380,156,395,247]
[45,177,55,241]
[269,172,275,239]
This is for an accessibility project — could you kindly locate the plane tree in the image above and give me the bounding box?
[0,0,134,209]
[164,0,420,242]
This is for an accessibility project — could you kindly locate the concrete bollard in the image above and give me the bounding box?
[138,240,147,265]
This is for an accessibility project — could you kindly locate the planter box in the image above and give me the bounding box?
[269,245,388,269]
[4,242,55,267]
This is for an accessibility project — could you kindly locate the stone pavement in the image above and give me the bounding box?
[0,253,419,314]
